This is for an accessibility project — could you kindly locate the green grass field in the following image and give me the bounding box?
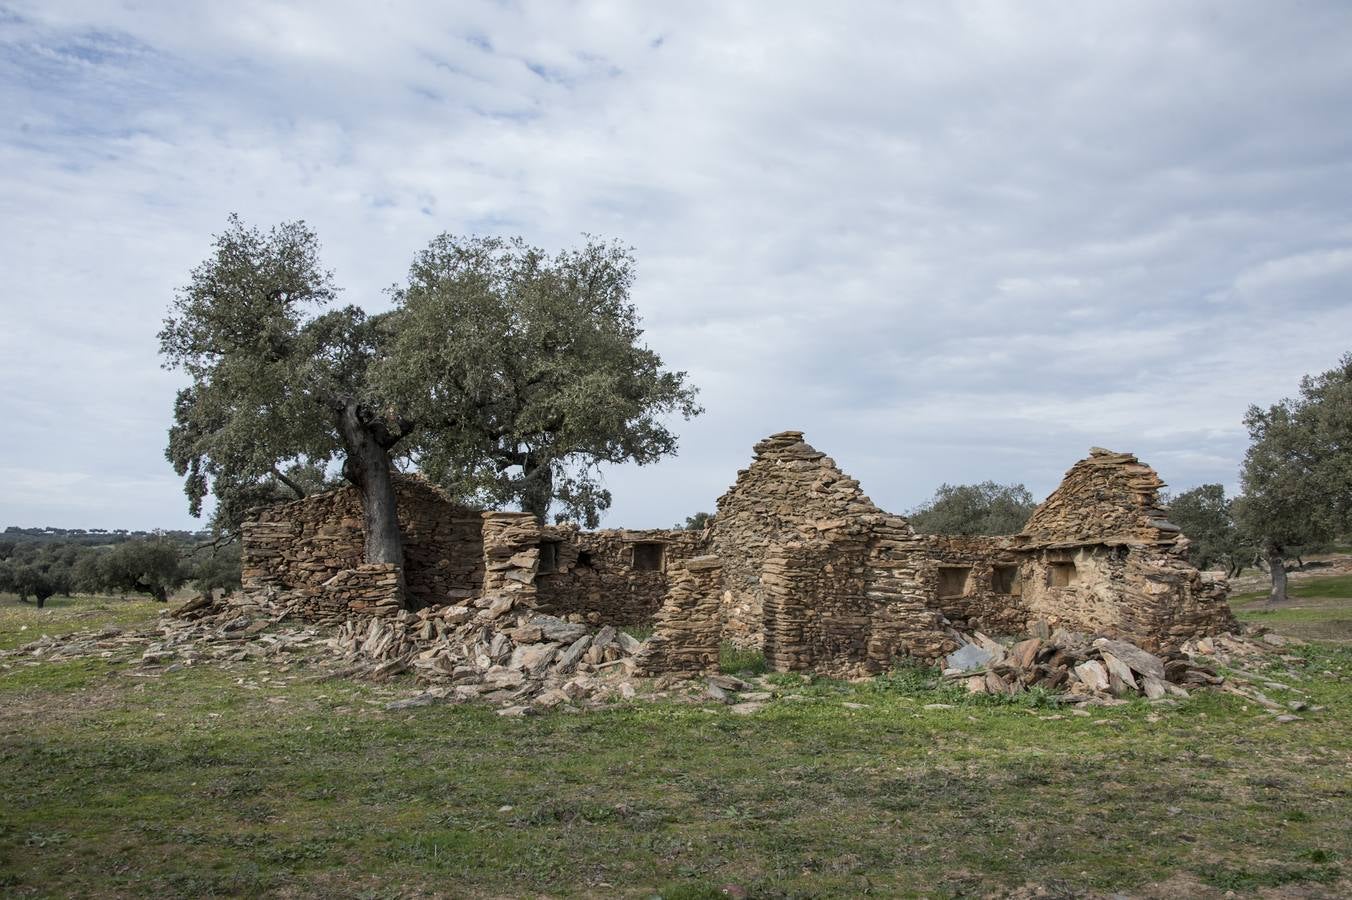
[1229,576,1352,644]
[2,587,1351,897]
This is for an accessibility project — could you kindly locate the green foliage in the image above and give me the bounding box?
[378,234,701,526]
[161,216,350,527]
[97,540,186,603]
[1163,484,1256,573]
[187,541,243,595]
[161,220,700,554]
[908,481,1037,535]
[676,511,712,531]
[1237,354,1352,557]
[1,533,235,604]
[718,643,767,675]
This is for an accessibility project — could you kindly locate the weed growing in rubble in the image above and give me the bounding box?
[718,642,767,675]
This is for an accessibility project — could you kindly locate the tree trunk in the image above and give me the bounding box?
[338,402,411,607]
[519,457,554,523]
[1266,543,1289,606]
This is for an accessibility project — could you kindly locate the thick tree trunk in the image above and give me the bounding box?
[1266,543,1288,606]
[519,458,554,523]
[338,402,411,607]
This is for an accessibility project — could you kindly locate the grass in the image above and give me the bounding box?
[1230,574,1352,606]
[719,642,768,675]
[0,597,1350,896]
[1229,573,1352,643]
[0,594,165,651]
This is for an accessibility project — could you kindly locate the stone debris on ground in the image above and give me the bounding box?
[1,591,1324,723]
[941,619,1315,719]
[329,591,647,711]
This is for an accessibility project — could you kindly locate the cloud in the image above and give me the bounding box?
[3,1,1352,530]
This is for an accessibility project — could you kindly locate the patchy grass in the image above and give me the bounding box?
[1228,573,1352,643]
[1231,574,1352,606]
[718,642,767,675]
[620,624,654,642]
[0,594,165,651]
[1,612,1350,896]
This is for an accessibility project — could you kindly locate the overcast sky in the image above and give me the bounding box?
[3,1,1352,531]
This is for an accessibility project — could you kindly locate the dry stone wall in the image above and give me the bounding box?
[241,476,483,618]
[1018,448,1178,547]
[711,431,885,649]
[534,527,707,624]
[481,512,541,607]
[909,534,1028,635]
[633,555,724,675]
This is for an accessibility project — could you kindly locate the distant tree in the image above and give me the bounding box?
[908,482,1038,535]
[99,540,185,603]
[1164,484,1256,576]
[189,541,243,596]
[381,235,702,527]
[676,511,713,531]
[1236,354,1352,604]
[162,220,699,609]
[7,564,55,608]
[70,549,106,595]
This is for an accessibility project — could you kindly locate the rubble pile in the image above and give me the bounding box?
[943,623,1317,719]
[944,624,1217,701]
[329,592,646,712]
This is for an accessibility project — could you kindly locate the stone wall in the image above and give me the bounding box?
[1017,448,1179,546]
[701,432,1236,667]
[909,534,1028,635]
[1009,448,1237,648]
[711,431,885,649]
[241,476,484,616]
[633,555,724,675]
[757,519,959,676]
[533,526,706,624]
[481,512,541,607]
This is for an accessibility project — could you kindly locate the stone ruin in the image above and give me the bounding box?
[239,431,1237,680]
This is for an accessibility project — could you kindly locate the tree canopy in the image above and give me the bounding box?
[161,218,699,605]
[1163,483,1255,575]
[908,481,1037,536]
[1236,353,1352,602]
[379,235,702,526]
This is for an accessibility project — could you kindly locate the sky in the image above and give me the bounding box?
[3,1,1352,531]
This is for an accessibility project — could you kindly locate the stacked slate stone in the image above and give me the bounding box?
[330,591,645,710]
[1018,448,1178,546]
[1013,448,1237,646]
[534,525,708,625]
[240,475,484,618]
[633,556,724,675]
[710,431,892,650]
[480,511,542,603]
[943,625,1218,700]
[710,431,959,674]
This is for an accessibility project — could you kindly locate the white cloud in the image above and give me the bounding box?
[3,1,1352,529]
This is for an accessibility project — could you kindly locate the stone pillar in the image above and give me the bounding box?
[481,512,542,607]
[633,555,724,675]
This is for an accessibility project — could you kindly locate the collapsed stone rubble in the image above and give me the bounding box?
[329,591,648,712]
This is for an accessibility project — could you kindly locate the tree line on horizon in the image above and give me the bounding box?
[0,534,240,608]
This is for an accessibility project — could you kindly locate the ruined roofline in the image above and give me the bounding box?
[1016,446,1182,549]
[730,432,1191,552]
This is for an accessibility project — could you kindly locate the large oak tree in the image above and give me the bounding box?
[1236,354,1352,604]
[162,219,699,607]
